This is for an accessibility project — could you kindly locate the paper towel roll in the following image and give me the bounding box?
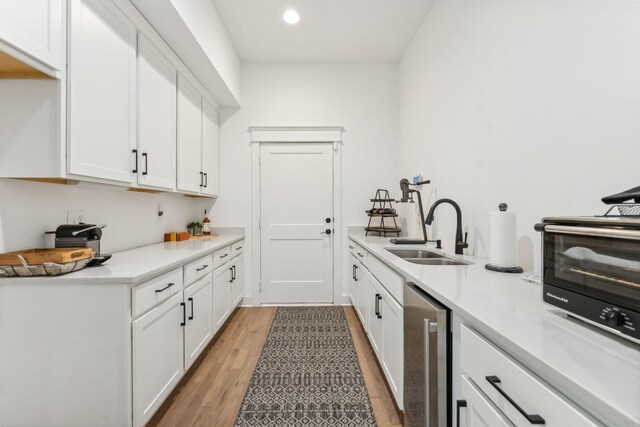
[489,209,517,268]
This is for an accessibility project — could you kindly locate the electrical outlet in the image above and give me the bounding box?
[67,210,85,224]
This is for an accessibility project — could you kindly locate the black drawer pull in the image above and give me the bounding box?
[180,302,186,326]
[196,265,209,272]
[155,282,175,293]
[188,297,194,320]
[142,152,148,175]
[354,265,358,281]
[132,149,138,173]
[229,267,234,282]
[220,254,229,259]
[236,246,242,250]
[456,400,467,427]
[232,265,236,281]
[352,265,356,280]
[486,376,545,424]
[376,294,382,319]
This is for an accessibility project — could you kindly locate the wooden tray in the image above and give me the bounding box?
[0,248,94,266]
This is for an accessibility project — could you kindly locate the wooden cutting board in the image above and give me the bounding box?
[0,248,94,266]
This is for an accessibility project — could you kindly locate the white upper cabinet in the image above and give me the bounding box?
[177,73,203,194]
[201,99,219,196]
[137,34,176,190]
[0,0,64,71]
[68,0,136,183]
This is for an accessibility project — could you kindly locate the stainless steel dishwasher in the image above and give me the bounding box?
[404,282,450,427]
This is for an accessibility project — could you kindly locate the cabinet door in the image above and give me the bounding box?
[133,292,185,427]
[0,0,64,70]
[380,289,403,407]
[459,375,514,427]
[349,255,358,306]
[68,0,136,183]
[201,99,219,196]
[137,34,176,190]
[184,274,213,369]
[231,253,244,308]
[212,264,231,333]
[177,74,203,193]
[367,272,383,358]
[355,262,368,330]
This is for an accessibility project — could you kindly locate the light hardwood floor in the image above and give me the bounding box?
[149,306,403,427]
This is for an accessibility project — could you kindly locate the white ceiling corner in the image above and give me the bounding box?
[211,0,434,62]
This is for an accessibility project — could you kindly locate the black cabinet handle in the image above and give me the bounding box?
[236,246,243,251]
[199,172,204,187]
[204,173,208,188]
[354,265,358,281]
[376,294,382,319]
[132,149,138,173]
[232,265,236,281]
[188,297,194,320]
[220,254,229,259]
[456,400,467,427]
[142,152,148,175]
[196,265,208,272]
[155,282,175,293]
[229,267,234,282]
[352,265,356,280]
[180,302,186,326]
[485,376,545,424]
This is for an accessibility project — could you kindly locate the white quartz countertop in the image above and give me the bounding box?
[349,233,640,427]
[0,234,244,286]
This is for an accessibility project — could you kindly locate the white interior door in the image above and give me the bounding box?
[260,143,333,304]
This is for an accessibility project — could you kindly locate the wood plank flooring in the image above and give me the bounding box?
[148,306,402,427]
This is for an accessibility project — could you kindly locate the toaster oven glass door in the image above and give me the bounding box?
[543,230,640,312]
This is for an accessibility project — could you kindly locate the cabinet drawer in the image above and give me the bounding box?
[132,268,183,318]
[230,240,244,258]
[367,254,403,303]
[460,325,600,427]
[185,254,213,286]
[347,241,358,258]
[212,246,231,269]
[354,245,368,266]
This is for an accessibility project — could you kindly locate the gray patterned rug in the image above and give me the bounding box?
[235,306,377,426]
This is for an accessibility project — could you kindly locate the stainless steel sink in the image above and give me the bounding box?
[406,258,467,266]
[386,248,470,266]
[386,249,444,259]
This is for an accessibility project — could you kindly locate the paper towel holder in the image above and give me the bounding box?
[485,203,524,273]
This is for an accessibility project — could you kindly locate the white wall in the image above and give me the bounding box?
[398,0,640,270]
[169,0,242,102]
[214,63,398,303]
[0,179,210,254]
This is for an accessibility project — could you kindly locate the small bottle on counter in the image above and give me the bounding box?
[203,209,211,235]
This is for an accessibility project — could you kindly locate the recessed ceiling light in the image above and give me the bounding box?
[283,9,300,25]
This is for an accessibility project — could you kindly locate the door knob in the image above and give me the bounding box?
[325,217,332,223]
[321,229,332,235]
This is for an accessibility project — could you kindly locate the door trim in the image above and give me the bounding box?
[248,126,344,306]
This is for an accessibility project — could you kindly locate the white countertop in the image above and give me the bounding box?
[349,233,640,427]
[0,234,244,286]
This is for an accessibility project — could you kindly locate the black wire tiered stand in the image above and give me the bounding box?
[365,189,401,237]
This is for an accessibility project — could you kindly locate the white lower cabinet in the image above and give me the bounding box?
[213,263,232,332]
[379,285,403,404]
[230,252,244,307]
[460,325,600,427]
[348,254,358,305]
[366,270,383,358]
[348,241,404,410]
[459,375,514,427]
[184,274,214,369]
[132,291,185,427]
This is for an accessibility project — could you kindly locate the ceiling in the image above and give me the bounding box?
[211,0,435,62]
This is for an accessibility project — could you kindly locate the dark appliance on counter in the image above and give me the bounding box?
[535,215,640,344]
[55,224,111,267]
[404,283,450,427]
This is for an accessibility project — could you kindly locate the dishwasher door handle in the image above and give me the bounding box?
[424,319,438,427]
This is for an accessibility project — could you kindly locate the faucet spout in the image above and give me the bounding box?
[425,198,468,255]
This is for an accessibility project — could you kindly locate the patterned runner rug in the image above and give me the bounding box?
[235,306,377,426]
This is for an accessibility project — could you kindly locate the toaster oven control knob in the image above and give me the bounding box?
[605,311,624,327]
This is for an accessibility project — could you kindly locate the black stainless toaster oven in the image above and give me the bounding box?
[536,216,640,344]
